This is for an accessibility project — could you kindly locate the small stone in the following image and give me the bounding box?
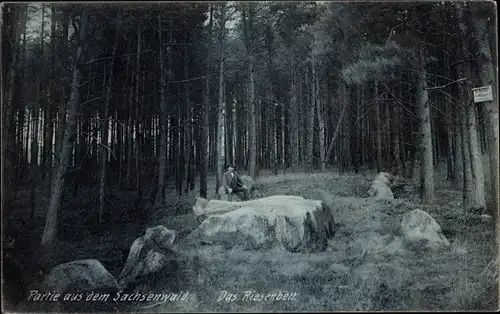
[480,214,492,223]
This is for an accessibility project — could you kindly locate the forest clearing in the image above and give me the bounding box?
[5,167,498,312]
[1,1,498,312]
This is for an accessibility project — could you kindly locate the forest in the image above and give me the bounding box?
[1,1,498,312]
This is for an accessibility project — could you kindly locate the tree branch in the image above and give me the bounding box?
[425,78,467,90]
[85,50,155,65]
[323,102,348,163]
[171,69,239,83]
[79,95,108,106]
[380,81,418,120]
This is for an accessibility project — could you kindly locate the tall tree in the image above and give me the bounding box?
[155,15,168,207]
[470,3,499,217]
[99,14,122,224]
[307,64,315,172]
[44,5,57,194]
[134,24,143,208]
[30,3,45,218]
[316,71,325,172]
[417,46,435,203]
[215,3,227,194]
[184,28,193,194]
[200,5,213,198]
[2,4,28,220]
[375,81,382,173]
[243,2,257,179]
[41,8,89,248]
[456,3,486,212]
[54,9,69,166]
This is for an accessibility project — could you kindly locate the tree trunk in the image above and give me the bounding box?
[200,6,213,198]
[467,103,486,211]
[30,105,40,218]
[39,4,46,168]
[41,10,88,248]
[375,81,382,173]
[244,4,257,179]
[281,101,286,174]
[461,104,474,211]
[317,68,325,172]
[176,88,184,196]
[307,64,315,172]
[44,5,56,194]
[444,45,456,182]
[25,109,31,169]
[99,17,121,224]
[267,63,277,176]
[155,17,168,205]
[184,30,193,194]
[446,120,455,182]
[30,4,46,219]
[417,47,435,203]
[392,90,402,175]
[454,128,464,187]
[236,86,245,169]
[386,90,392,170]
[216,3,227,194]
[456,3,486,212]
[226,93,234,167]
[299,80,305,168]
[134,26,142,209]
[2,4,27,220]
[125,76,134,189]
[353,87,361,173]
[471,12,499,217]
[290,77,299,171]
[118,40,132,189]
[15,10,28,194]
[16,108,26,193]
[166,21,174,192]
[55,10,69,175]
[255,98,261,177]
[359,87,365,170]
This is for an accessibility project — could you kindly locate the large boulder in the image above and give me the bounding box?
[118,225,178,288]
[191,195,336,253]
[40,259,120,294]
[31,259,121,312]
[400,209,450,252]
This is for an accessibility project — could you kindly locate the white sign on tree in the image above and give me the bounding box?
[472,86,493,103]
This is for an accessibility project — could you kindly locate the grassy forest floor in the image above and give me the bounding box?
[3,163,499,312]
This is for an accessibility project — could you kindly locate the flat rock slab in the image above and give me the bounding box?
[192,195,336,253]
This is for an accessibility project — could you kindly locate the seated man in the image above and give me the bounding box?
[219,165,250,201]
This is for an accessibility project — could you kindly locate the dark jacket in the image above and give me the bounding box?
[222,171,243,191]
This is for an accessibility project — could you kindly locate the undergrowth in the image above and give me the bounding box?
[135,171,498,312]
[4,168,498,312]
